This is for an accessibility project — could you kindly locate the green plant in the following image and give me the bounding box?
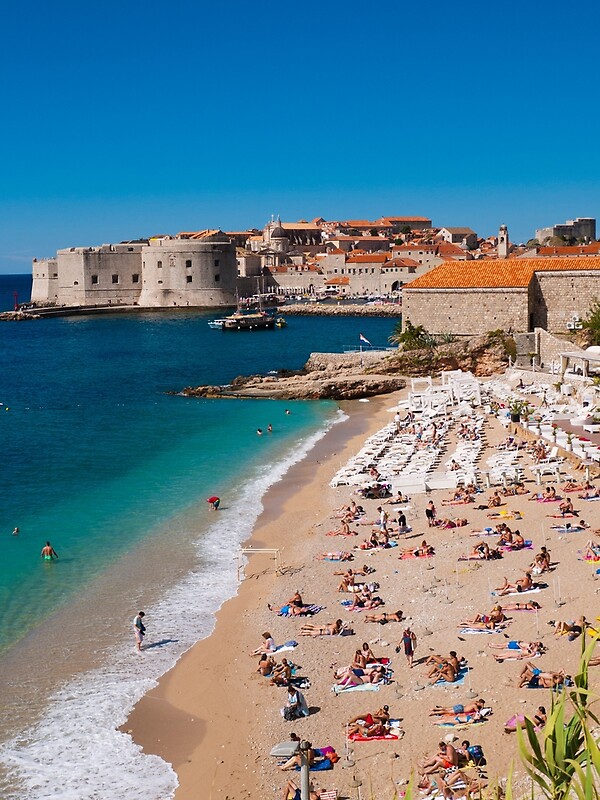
[582,298,600,346]
[509,399,530,416]
[515,639,600,800]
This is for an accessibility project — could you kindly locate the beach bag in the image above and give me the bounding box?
[283,706,297,721]
[467,745,485,765]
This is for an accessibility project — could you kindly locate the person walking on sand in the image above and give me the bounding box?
[133,611,146,651]
[41,541,58,560]
[398,626,417,668]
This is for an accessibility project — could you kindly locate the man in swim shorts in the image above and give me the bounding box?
[133,611,146,651]
[41,541,58,560]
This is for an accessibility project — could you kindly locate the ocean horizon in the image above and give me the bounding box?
[0,289,397,799]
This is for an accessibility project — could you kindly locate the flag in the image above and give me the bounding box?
[359,333,371,345]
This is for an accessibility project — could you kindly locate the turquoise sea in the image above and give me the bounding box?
[0,274,398,799]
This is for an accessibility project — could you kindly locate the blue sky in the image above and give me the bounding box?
[1,0,599,273]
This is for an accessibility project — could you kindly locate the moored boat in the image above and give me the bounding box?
[222,310,276,330]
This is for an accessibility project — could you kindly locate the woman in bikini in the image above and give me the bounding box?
[300,619,343,637]
[364,609,404,624]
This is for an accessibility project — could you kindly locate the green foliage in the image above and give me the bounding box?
[526,239,541,248]
[389,321,456,350]
[514,639,600,800]
[582,298,600,345]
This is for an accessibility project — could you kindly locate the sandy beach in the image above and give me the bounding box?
[126,387,600,800]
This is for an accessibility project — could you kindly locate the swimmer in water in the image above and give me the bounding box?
[257,428,263,435]
[41,541,58,560]
[268,424,273,433]
[12,527,19,536]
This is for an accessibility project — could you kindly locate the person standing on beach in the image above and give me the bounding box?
[398,627,417,668]
[133,611,146,651]
[377,506,389,533]
[425,501,437,527]
[41,541,58,560]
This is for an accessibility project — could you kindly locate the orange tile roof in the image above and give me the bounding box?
[379,216,431,223]
[346,253,389,264]
[383,257,419,268]
[404,256,600,290]
[538,244,600,256]
[437,241,466,255]
[324,276,350,285]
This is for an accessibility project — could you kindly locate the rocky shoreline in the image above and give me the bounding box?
[180,351,406,400]
[279,302,401,317]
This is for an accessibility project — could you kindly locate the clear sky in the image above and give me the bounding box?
[1,0,599,273]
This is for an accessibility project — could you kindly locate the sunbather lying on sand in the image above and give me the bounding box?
[501,600,541,611]
[268,590,310,615]
[334,664,387,687]
[518,662,568,688]
[346,719,390,737]
[346,705,390,727]
[466,541,502,560]
[460,605,506,629]
[364,609,404,624]
[349,588,383,611]
[489,641,544,661]
[530,547,551,573]
[502,482,529,496]
[494,571,534,595]
[553,615,588,640]
[398,540,435,557]
[300,619,343,637]
[429,699,485,716]
[317,551,353,561]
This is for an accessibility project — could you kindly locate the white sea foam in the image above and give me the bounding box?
[0,409,347,800]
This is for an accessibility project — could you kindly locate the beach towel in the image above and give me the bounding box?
[332,682,380,695]
[552,525,585,532]
[491,586,543,597]
[458,555,493,562]
[275,642,299,653]
[349,731,399,741]
[504,714,540,733]
[294,759,333,772]
[581,496,600,501]
[278,605,323,618]
[548,514,577,519]
[470,529,496,537]
[433,665,468,687]
[500,540,533,551]
[458,627,506,635]
[435,708,492,728]
[577,552,600,562]
[366,658,391,667]
[318,552,353,562]
[495,652,541,662]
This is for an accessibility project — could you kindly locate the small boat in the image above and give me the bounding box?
[207,319,226,329]
[275,317,287,328]
[222,310,276,330]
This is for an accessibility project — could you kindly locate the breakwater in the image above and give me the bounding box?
[279,302,401,316]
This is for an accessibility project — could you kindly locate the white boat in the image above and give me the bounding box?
[207,318,226,329]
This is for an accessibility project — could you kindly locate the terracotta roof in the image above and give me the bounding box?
[329,235,388,241]
[437,241,466,255]
[326,247,345,254]
[538,244,600,256]
[379,216,431,223]
[177,229,222,239]
[393,243,437,252]
[324,276,350,285]
[383,257,419,268]
[343,220,376,227]
[404,256,600,290]
[346,253,389,264]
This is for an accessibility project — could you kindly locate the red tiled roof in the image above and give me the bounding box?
[404,256,600,290]
[324,276,350,285]
[538,244,600,256]
[346,253,389,264]
[379,216,431,223]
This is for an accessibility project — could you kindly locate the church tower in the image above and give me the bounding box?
[498,224,510,259]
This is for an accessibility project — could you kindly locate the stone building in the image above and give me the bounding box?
[402,255,600,336]
[535,217,596,244]
[437,227,478,249]
[31,231,237,308]
[31,243,145,306]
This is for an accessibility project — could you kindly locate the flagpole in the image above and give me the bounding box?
[360,343,363,368]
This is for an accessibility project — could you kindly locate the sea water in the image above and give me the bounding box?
[0,275,398,799]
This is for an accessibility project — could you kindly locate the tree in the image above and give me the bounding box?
[400,225,412,235]
[389,320,430,349]
[582,297,600,345]
[526,239,540,248]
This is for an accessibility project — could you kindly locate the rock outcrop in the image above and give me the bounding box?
[0,311,40,321]
[279,303,401,317]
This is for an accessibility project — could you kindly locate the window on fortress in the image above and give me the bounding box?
[132,274,139,283]
[214,259,220,267]
[112,274,119,284]
[157,261,163,268]
[186,260,192,268]
[158,280,163,284]
[91,275,98,285]
[186,275,193,283]
[214,274,220,282]
[53,273,58,278]
[73,281,79,285]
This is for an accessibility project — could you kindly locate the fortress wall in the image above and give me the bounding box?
[403,287,529,335]
[534,272,600,332]
[31,258,59,303]
[138,239,237,307]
